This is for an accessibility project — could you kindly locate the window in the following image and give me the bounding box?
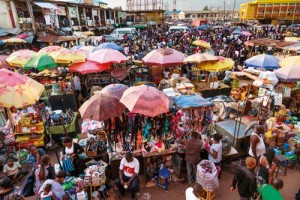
[258,10,264,14]
[266,4,272,7]
[289,3,295,6]
[281,3,288,6]
[258,4,265,7]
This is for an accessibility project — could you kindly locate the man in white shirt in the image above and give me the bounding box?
[186,184,206,200]
[116,152,140,200]
[38,171,68,200]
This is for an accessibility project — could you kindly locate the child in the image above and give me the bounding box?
[40,184,54,200]
[3,156,28,183]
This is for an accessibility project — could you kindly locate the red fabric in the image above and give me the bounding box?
[124,165,135,174]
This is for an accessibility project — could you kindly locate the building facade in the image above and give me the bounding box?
[165,10,185,20]
[185,8,239,23]
[240,0,300,24]
[0,0,121,33]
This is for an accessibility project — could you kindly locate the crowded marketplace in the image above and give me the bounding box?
[0,0,300,200]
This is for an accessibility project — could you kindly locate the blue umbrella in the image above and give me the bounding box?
[198,24,208,30]
[70,45,82,50]
[233,30,242,35]
[175,94,212,109]
[93,42,123,52]
[0,41,5,45]
[244,54,279,70]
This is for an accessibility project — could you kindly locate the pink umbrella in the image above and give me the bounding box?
[120,85,170,117]
[241,31,252,37]
[142,47,185,67]
[275,65,300,82]
[79,93,126,121]
[88,49,128,64]
[15,33,30,39]
[101,84,128,99]
[0,55,9,69]
[69,60,110,74]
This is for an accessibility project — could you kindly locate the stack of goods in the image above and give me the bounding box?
[60,176,87,200]
[48,109,74,126]
[230,85,253,101]
[84,161,107,186]
[14,110,45,148]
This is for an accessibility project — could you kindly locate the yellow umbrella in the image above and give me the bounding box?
[279,56,300,68]
[39,46,68,57]
[51,49,86,64]
[192,40,211,49]
[3,38,27,44]
[83,31,95,36]
[5,50,37,67]
[198,58,234,72]
[183,53,218,64]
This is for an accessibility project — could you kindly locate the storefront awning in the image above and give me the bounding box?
[34,2,57,10]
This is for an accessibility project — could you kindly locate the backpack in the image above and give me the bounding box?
[21,173,35,197]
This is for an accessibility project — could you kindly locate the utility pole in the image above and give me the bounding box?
[232,0,236,21]
[26,0,37,34]
[223,0,225,24]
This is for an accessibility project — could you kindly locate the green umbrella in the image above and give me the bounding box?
[24,52,56,71]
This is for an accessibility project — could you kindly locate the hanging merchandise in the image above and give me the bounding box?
[273,93,283,106]
[283,86,291,98]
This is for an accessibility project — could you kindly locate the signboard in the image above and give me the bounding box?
[118,11,126,18]
[57,6,66,16]
[68,7,77,18]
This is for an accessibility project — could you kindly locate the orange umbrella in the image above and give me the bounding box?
[39,46,68,57]
[5,50,36,67]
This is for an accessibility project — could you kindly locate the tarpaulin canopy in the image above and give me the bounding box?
[34,2,57,9]
[175,94,212,108]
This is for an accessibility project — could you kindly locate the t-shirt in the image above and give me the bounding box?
[258,184,283,200]
[185,187,199,200]
[119,158,139,177]
[3,162,21,176]
[38,180,65,199]
[208,142,222,163]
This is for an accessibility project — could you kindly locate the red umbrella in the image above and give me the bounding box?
[0,55,9,69]
[120,85,170,117]
[142,47,185,67]
[88,49,128,64]
[79,93,126,121]
[69,60,110,74]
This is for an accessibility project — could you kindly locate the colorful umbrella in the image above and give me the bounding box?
[70,45,82,50]
[5,50,37,67]
[245,54,279,70]
[142,47,185,67]
[192,40,211,49]
[24,53,56,71]
[3,38,27,44]
[120,85,170,117]
[241,31,252,37]
[51,50,86,64]
[88,49,128,64]
[0,69,44,108]
[198,58,234,72]
[101,84,128,99]
[79,93,126,121]
[279,56,300,68]
[0,55,9,69]
[39,46,68,57]
[79,46,95,56]
[93,42,123,52]
[175,94,212,108]
[275,65,300,82]
[69,60,110,74]
[183,53,217,64]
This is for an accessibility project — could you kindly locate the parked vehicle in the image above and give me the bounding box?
[110,28,138,40]
[168,26,190,33]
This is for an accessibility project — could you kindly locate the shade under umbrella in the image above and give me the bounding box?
[142,47,185,67]
[69,60,110,74]
[101,84,128,99]
[88,49,128,64]
[0,55,9,69]
[0,69,44,108]
[275,65,300,82]
[24,53,56,71]
[79,93,126,121]
[245,54,279,70]
[120,85,169,117]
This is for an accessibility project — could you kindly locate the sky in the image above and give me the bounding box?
[105,0,250,11]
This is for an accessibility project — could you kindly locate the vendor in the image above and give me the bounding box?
[61,137,84,175]
[244,116,268,137]
[26,145,46,169]
[116,152,140,200]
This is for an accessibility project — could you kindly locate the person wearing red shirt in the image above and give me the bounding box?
[116,152,140,200]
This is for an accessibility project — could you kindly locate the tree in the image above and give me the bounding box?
[203,6,209,11]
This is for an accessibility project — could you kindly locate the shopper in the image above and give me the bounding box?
[257,178,284,200]
[231,157,257,200]
[207,133,223,178]
[185,183,206,200]
[115,152,140,200]
[177,131,203,183]
[244,116,268,136]
[3,156,28,183]
[0,177,24,200]
[26,145,45,169]
[249,125,266,162]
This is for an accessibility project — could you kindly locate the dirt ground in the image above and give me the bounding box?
[20,151,300,200]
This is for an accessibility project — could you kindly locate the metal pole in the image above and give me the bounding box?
[223,0,225,24]
[232,0,236,21]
